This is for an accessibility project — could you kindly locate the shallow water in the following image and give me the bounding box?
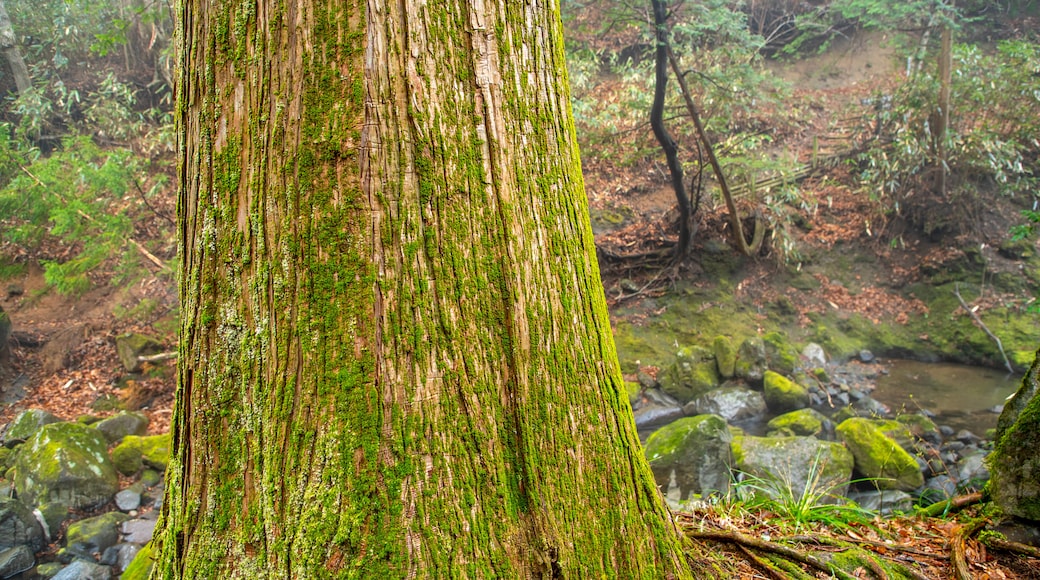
[871,360,1022,436]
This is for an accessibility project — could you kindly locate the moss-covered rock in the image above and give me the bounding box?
[896,413,941,444]
[836,418,923,491]
[121,541,154,580]
[114,332,163,373]
[763,371,809,413]
[644,415,733,500]
[713,335,737,379]
[111,434,171,476]
[688,386,766,423]
[93,412,149,443]
[659,346,720,404]
[63,511,131,561]
[763,331,799,375]
[10,422,118,511]
[3,409,60,445]
[990,348,1040,520]
[735,337,767,384]
[766,408,829,437]
[0,497,45,551]
[731,435,853,505]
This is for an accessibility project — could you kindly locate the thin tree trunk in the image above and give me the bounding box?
[936,18,952,196]
[153,0,691,578]
[0,0,30,95]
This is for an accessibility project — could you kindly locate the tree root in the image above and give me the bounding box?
[980,534,1040,558]
[951,518,987,580]
[687,529,857,580]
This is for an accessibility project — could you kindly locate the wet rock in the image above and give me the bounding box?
[644,415,733,501]
[732,435,854,505]
[64,511,131,561]
[858,350,875,363]
[51,559,111,580]
[763,371,809,413]
[10,422,119,511]
[766,408,830,438]
[0,497,44,551]
[93,412,149,443]
[111,434,171,475]
[115,332,164,373]
[659,346,720,404]
[3,409,60,447]
[846,489,913,515]
[852,395,891,418]
[836,418,923,491]
[687,385,766,423]
[121,518,157,544]
[0,545,34,578]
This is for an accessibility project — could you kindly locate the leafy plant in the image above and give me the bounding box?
[732,453,880,532]
[0,135,171,294]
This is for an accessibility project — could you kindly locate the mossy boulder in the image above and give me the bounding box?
[990,349,1040,520]
[63,511,131,561]
[836,418,923,491]
[114,332,164,373]
[3,409,60,446]
[896,413,941,444]
[766,408,829,437]
[713,336,737,379]
[762,371,809,413]
[644,414,733,500]
[734,337,767,384]
[10,422,119,510]
[731,435,854,505]
[111,434,171,476]
[763,331,800,375]
[93,412,149,443]
[659,346,720,404]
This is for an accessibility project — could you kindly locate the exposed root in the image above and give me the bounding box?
[950,518,986,580]
[917,491,983,518]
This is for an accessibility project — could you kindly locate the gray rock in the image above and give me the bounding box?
[687,385,766,423]
[51,559,112,580]
[121,518,157,544]
[858,350,875,363]
[920,475,958,506]
[852,395,891,417]
[100,542,140,572]
[0,498,44,551]
[0,545,34,578]
[10,422,119,511]
[847,489,913,515]
[93,412,149,443]
[958,450,990,488]
[802,343,827,367]
[115,488,142,512]
[644,415,733,502]
[3,409,60,447]
[732,435,854,505]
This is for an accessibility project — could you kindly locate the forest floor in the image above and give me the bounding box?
[1,27,1039,580]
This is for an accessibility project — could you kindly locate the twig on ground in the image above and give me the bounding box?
[917,492,984,518]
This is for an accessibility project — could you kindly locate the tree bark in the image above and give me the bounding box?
[153,1,691,578]
[0,0,30,95]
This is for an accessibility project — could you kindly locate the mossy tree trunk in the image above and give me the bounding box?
[153,0,690,578]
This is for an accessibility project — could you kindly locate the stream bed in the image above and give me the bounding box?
[872,359,1021,436]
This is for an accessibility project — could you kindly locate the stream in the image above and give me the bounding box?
[872,359,1021,436]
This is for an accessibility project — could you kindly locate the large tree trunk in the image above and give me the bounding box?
[153,0,691,578]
